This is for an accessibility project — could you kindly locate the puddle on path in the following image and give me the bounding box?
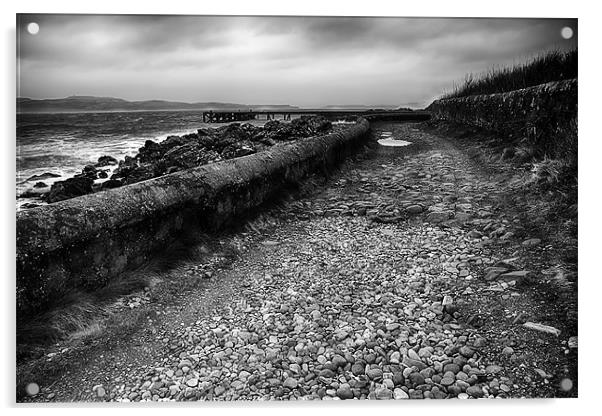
[377,137,412,147]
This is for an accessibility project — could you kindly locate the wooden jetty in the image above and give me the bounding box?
[202,109,430,123]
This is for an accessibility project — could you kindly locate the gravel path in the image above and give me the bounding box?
[20,121,577,401]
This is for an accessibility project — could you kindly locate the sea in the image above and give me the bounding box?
[16,110,274,209]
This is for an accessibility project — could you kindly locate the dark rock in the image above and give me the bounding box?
[96,155,118,167]
[162,143,219,170]
[408,372,425,387]
[137,140,166,163]
[121,164,156,185]
[392,372,405,386]
[101,179,123,190]
[33,182,47,188]
[453,356,468,367]
[351,362,365,376]
[46,177,94,203]
[336,385,354,400]
[447,385,462,397]
[81,164,98,178]
[443,363,461,374]
[18,190,41,199]
[97,171,108,179]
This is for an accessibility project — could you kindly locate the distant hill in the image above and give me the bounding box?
[320,104,399,110]
[17,96,301,113]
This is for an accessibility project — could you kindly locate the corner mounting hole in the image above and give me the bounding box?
[27,22,39,35]
[561,26,573,40]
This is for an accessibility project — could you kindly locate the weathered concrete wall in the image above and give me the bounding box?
[17,119,370,317]
[427,79,577,158]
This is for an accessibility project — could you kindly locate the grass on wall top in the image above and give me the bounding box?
[441,49,577,99]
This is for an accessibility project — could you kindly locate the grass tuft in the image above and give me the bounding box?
[441,49,577,99]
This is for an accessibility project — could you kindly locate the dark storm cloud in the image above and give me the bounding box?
[16,14,577,107]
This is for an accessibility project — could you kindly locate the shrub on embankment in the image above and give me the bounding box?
[441,49,577,99]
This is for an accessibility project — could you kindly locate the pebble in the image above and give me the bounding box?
[466,385,484,398]
[440,377,455,386]
[406,205,423,214]
[394,388,409,399]
[408,349,421,361]
[522,238,541,247]
[375,387,393,400]
[408,372,425,387]
[336,384,354,400]
[283,378,298,389]
[366,368,384,381]
[459,346,475,358]
[444,363,461,374]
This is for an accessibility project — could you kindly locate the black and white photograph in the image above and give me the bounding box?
[11,4,583,406]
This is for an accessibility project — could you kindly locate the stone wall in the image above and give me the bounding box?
[17,119,371,317]
[427,79,577,158]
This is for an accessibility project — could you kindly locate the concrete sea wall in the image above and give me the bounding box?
[17,119,371,317]
[427,79,577,158]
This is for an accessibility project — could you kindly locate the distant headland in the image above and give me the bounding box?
[16,95,403,114]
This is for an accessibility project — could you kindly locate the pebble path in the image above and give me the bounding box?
[21,121,577,401]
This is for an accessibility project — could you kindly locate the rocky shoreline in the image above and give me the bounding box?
[18,116,335,207]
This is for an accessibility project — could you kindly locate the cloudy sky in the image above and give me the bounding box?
[16,14,577,107]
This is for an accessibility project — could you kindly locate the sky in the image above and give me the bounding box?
[16,14,577,108]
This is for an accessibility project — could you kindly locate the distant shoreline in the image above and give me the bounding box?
[16,95,406,114]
